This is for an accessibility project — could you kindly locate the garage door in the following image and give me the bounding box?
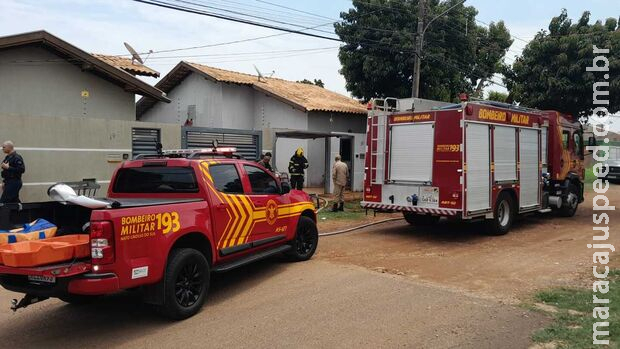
[183,127,261,160]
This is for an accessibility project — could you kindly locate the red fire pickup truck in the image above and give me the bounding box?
[0,148,318,320]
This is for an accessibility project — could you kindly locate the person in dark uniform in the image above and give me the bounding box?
[257,152,273,172]
[288,147,308,190]
[1,141,25,203]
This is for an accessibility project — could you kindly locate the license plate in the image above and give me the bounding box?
[420,187,439,206]
[28,275,56,284]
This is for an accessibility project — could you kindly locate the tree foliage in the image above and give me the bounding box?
[487,91,508,103]
[504,10,620,119]
[297,78,325,87]
[334,0,513,102]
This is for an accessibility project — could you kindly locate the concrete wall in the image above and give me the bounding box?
[0,114,181,202]
[140,73,256,130]
[0,46,135,120]
[221,83,254,130]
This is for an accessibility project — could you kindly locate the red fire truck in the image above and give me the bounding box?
[361,97,592,235]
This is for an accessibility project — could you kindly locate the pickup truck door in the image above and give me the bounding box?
[239,164,291,246]
[201,162,248,255]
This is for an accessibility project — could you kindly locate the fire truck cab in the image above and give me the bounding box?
[361,97,588,235]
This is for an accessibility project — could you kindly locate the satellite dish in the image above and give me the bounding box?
[253,64,264,82]
[124,42,144,65]
[253,65,275,82]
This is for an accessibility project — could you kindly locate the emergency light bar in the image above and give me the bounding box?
[163,147,237,155]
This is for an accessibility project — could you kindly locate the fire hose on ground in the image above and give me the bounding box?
[308,194,404,237]
[319,217,404,237]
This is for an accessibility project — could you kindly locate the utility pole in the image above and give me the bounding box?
[411,0,466,98]
[411,0,425,98]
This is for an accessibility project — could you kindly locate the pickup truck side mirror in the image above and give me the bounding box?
[281,182,291,194]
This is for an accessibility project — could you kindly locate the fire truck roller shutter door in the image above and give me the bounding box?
[519,129,541,208]
[466,123,491,212]
[494,126,517,181]
[389,123,434,182]
[541,127,548,173]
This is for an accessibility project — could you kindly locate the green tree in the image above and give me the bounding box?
[297,78,325,87]
[487,90,508,102]
[504,10,620,119]
[334,0,513,102]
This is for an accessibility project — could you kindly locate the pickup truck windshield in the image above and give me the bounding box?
[113,167,199,193]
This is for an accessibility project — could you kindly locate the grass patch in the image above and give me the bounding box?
[531,270,620,348]
[585,167,597,185]
[317,199,367,220]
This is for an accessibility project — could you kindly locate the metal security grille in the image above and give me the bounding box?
[183,128,260,160]
[132,128,161,159]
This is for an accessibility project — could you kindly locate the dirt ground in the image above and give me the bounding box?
[316,185,620,303]
[0,261,547,349]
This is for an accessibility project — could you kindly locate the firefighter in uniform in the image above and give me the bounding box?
[288,147,308,190]
[1,141,26,203]
[331,154,349,211]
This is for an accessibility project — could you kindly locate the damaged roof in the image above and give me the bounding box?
[137,61,366,116]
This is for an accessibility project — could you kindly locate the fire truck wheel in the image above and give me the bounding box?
[486,192,515,236]
[159,248,210,320]
[285,216,318,262]
[557,183,579,217]
[402,212,440,226]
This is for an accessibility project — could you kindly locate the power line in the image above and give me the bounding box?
[168,0,337,35]
[255,0,334,21]
[144,46,339,59]
[131,0,421,57]
[132,0,342,41]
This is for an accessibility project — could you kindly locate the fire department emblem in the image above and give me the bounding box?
[265,200,278,225]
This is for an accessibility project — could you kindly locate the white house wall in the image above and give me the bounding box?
[253,92,311,183]
[140,72,216,125]
[0,46,135,120]
[221,83,254,129]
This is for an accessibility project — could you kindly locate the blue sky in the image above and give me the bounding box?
[1,0,619,129]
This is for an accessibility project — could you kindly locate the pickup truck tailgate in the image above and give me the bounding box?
[0,261,90,277]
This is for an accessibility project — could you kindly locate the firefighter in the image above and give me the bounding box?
[1,140,25,203]
[331,154,349,212]
[288,147,308,190]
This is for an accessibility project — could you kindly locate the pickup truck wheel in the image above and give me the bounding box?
[403,212,440,226]
[159,248,210,320]
[557,183,579,217]
[285,216,318,262]
[486,192,515,236]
